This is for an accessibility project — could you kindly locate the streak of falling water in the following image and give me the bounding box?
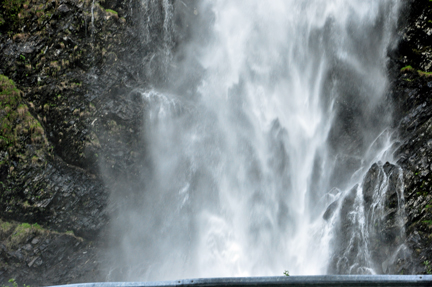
[140,0,175,81]
[91,0,95,33]
[108,0,403,281]
[162,0,174,68]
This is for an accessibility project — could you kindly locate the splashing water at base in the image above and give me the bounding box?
[107,0,403,280]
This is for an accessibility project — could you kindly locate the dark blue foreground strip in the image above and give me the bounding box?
[48,275,432,287]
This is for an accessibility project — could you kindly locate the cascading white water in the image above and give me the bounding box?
[108,0,403,281]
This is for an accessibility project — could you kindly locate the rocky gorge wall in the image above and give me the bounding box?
[0,0,196,284]
[0,0,431,285]
[389,0,432,274]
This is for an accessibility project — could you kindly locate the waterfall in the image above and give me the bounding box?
[107,0,403,280]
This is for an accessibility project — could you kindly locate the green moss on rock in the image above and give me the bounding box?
[0,75,47,158]
[0,219,13,233]
[401,65,415,72]
[418,70,432,77]
[1,219,83,249]
[0,74,22,148]
[0,0,28,33]
[105,9,118,15]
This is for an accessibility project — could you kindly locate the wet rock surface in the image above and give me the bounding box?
[328,0,432,275]
[0,0,199,284]
[328,185,360,274]
[0,219,102,286]
[328,162,408,275]
[315,0,432,276]
[389,0,432,275]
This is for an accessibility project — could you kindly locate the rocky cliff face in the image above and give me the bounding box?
[0,0,195,284]
[1,0,432,285]
[390,0,432,274]
[326,0,432,275]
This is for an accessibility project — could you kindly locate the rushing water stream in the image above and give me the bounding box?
[107,0,404,281]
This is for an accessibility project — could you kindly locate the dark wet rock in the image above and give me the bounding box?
[323,200,339,221]
[382,163,401,217]
[0,220,104,285]
[387,0,432,275]
[341,185,358,216]
[362,162,402,234]
[328,0,432,272]
[329,161,407,275]
[328,185,359,274]
[58,4,70,14]
[362,163,382,210]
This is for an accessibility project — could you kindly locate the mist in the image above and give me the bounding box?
[103,0,403,281]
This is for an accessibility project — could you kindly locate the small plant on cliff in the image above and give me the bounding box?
[422,219,432,228]
[8,279,17,287]
[1,278,30,287]
[424,260,432,274]
[418,70,432,77]
[105,9,118,15]
[401,65,414,72]
[283,270,290,276]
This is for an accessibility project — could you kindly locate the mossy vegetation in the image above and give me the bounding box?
[6,222,45,249]
[0,75,23,148]
[401,65,414,72]
[422,219,432,228]
[0,0,55,35]
[0,75,47,162]
[0,0,31,35]
[0,219,82,250]
[0,219,13,234]
[105,9,118,15]
[418,70,432,77]
[424,260,432,274]
[2,278,30,287]
[400,65,432,79]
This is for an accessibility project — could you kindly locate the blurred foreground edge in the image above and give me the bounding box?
[47,275,432,287]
